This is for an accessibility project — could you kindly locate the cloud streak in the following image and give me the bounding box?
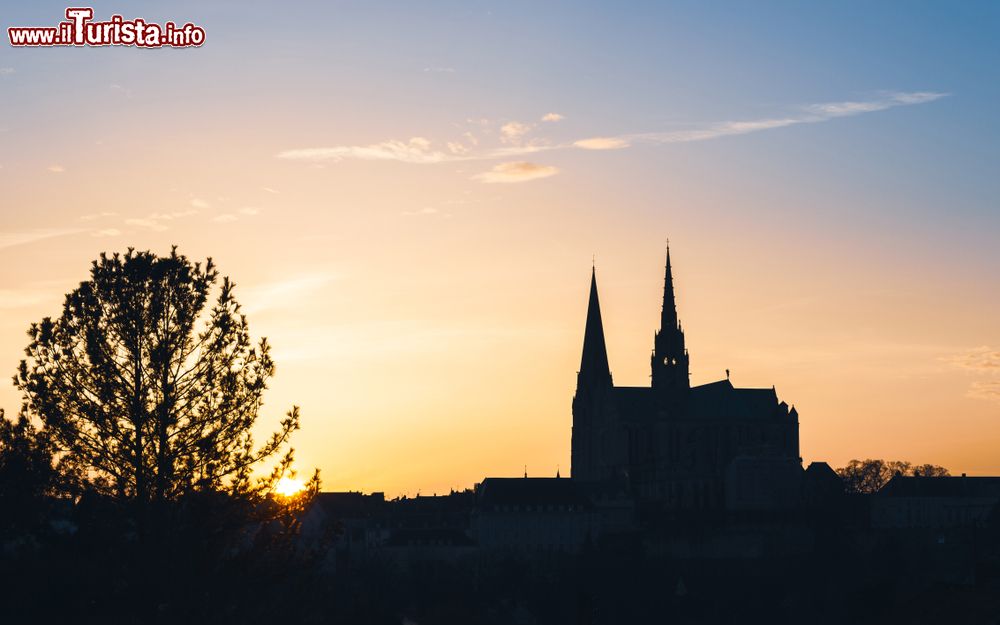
[401,207,440,216]
[574,137,629,150]
[947,346,1000,372]
[0,285,62,309]
[0,229,82,251]
[124,209,199,232]
[968,380,1000,403]
[277,92,947,166]
[616,91,948,147]
[472,161,558,184]
[500,121,531,144]
[947,346,1000,404]
[240,273,336,314]
[277,137,458,164]
[79,211,118,221]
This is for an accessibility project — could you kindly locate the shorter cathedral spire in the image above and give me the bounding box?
[578,266,612,388]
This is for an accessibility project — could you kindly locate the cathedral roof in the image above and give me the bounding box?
[688,379,782,420]
[611,379,789,422]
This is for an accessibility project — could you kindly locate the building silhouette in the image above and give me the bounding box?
[571,247,801,507]
[286,247,1000,623]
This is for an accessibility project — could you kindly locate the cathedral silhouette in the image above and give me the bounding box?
[571,247,801,508]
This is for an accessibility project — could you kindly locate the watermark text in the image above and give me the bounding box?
[8,8,205,48]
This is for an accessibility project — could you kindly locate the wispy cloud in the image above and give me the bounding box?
[0,67,13,76]
[276,116,553,165]
[422,66,455,73]
[0,290,46,309]
[80,211,118,221]
[946,346,1000,372]
[472,161,558,184]
[212,207,261,224]
[91,228,122,237]
[806,91,944,117]
[47,164,65,173]
[277,137,457,164]
[0,229,82,251]
[124,209,199,232]
[622,92,948,146]
[277,92,946,168]
[574,137,629,150]
[968,380,1000,403]
[190,198,211,209]
[240,274,336,314]
[947,346,1000,404]
[0,286,61,309]
[500,121,532,144]
[270,319,556,363]
[401,207,440,216]
[109,83,133,98]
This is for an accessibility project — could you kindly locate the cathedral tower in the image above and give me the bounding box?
[651,245,690,393]
[571,267,612,480]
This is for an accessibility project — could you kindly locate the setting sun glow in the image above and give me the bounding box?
[275,477,305,497]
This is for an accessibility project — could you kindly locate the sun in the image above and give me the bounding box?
[275,476,305,497]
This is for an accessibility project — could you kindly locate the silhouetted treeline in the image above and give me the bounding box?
[838,458,950,494]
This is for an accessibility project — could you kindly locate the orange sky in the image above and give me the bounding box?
[2,2,999,497]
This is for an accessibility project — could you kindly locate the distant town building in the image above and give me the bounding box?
[468,477,634,553]
[472,477,594,553]
[872,475,1000,529]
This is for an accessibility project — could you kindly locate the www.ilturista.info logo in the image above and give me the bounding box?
[8,8,205,48]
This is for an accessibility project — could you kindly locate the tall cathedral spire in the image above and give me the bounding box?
[651,244,689,392]
[578,267,612,388]
[661,243,678,332]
